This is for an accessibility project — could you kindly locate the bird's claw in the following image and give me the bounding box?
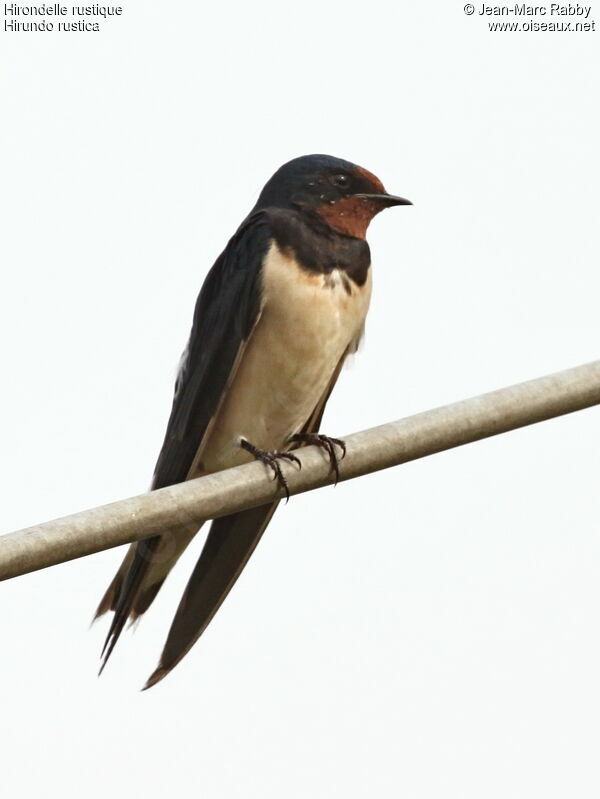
[240,439,301,501]
[290,433,346,484]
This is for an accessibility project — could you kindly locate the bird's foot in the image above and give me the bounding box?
[289,433,346,484]
[240,439,301,501]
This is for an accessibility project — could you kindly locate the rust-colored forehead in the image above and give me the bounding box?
[355,165,385,193]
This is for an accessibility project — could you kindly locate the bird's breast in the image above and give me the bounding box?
[198,242,372,473]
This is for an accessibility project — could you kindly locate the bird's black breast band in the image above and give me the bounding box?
[266,208,371,287]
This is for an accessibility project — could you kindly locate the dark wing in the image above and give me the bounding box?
[143,502,279,689]
[152,212,273,490]
[97,213,273,670]
[143,351,351,688]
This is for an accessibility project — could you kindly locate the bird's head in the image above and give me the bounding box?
[253,154,411,239]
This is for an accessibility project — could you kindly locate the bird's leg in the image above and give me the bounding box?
[240,439,302,501]
[289,434,347,484]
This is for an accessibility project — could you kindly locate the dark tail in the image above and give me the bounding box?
[96,522,200,672]
[143,502,279,689]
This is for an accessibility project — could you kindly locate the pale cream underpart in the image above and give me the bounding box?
[193,241,372,474]
[121,242,372,603]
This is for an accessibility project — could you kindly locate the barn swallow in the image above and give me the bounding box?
[95,154,411,688]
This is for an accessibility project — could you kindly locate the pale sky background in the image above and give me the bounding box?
[1,1,599,797]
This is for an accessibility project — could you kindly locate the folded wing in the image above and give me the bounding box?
[96,213,273,670]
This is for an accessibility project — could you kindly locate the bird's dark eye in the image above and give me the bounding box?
[331,174,350,189]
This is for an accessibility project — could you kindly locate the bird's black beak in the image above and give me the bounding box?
[352,193,412,207]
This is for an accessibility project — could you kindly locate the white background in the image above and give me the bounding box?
[1,1,599,796]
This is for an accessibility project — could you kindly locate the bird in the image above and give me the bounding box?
[94,153,411,688]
